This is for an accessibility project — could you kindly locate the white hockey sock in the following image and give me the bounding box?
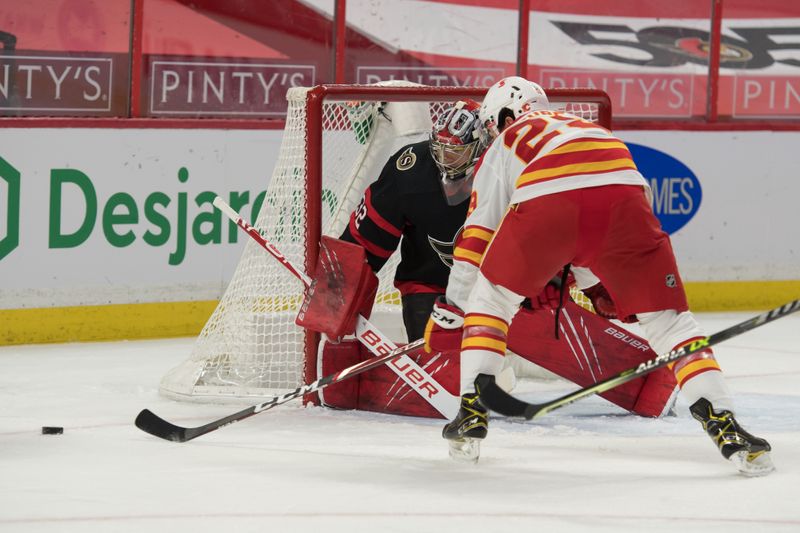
[679,370,734,413]
[460,350,504,396]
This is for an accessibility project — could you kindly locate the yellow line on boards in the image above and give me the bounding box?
[0,301,219,346]
[684,280,800,312]
[1,281,798,346]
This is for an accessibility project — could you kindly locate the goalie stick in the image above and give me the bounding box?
[135,339,424,442]
[476,298,800,420]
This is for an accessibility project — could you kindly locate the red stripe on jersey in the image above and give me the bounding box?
[516,158,638,188]
[394,280,445,296]
[347,215,394,259]
[365,188,403,238]
[531,145,634,172]
[453,239,489,267]
[453,224,493,267]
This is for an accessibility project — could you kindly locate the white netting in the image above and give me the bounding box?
[160,84,606,402]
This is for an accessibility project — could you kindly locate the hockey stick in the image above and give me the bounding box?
[135,339,424,442]
[212,197,458,417]
[477,299,800,420]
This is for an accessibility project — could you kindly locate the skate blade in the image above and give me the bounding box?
[448,437,481,464]
[730,449,775,477]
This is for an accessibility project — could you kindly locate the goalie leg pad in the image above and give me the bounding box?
[631,370,679,418]
[318,340,460,419]
[317,340,362,410]
[507,302,677,417]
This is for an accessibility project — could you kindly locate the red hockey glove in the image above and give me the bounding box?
[423,296,464,353]
[295,236,379,339]
[582,283,636,323]
[582,283,618,320]
[528,282,561,311]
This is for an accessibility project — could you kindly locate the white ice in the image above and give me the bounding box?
[1,312,799,533]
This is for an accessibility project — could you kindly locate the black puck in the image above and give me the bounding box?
[42,426,64,435]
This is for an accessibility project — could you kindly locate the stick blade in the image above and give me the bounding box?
[135,409,191,443]
[475,374,538,419]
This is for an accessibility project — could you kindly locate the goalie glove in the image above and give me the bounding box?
[526,281,561,311]
[423,296,464,353]
[583,283,636,323]
[295,236,379,339]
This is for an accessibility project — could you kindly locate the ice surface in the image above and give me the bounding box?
[1,312,799,532]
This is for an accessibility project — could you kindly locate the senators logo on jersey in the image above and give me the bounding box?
[427,226,464,268]
[396,146,417,171]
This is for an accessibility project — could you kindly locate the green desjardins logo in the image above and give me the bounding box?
[0,156,20,261]
[0,160,344,266]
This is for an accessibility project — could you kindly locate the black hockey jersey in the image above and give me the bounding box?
[340,140,468,296]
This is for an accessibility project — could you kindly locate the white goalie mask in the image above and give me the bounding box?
[430,99,486,206]
[478,76,550,144]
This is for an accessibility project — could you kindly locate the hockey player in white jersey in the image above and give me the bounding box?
[424,76,773,475]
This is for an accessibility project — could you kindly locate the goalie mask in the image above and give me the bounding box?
[430,99,486,206]
[478,76,549,145]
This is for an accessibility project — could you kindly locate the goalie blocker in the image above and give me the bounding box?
[320,299,677,419]
[296,236,379,339]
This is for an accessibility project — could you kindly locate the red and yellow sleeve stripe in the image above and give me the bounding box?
[516,138,638,189]
[461,313,509,356]
[668,338,721,388]
[453,225,494,268]
[464,313,509,334]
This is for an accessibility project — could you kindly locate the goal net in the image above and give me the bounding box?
[159,83,612,402]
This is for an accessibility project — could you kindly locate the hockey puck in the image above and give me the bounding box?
[41,426,64,435]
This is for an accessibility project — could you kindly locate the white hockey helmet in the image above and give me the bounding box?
[478,76,549,143]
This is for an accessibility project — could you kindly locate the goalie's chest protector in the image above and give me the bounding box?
[392,144,469,289]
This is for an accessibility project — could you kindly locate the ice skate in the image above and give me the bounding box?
[690,398,774,477]
[442,393,488,464]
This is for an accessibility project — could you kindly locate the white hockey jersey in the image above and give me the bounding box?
[446,109,651,309]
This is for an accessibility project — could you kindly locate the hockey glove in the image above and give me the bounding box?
[527,281,562,311]
[583,283,636,323]
[423,296,464,353]
[582,283,617,319]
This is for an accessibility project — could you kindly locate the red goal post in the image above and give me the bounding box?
[159,83,611,403]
